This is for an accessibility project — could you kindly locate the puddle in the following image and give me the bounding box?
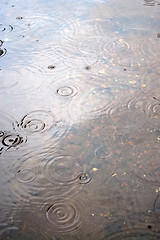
[1,0,160,239]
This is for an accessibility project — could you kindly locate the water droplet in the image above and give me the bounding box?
[16,16,23,20]
[48,65,55,69]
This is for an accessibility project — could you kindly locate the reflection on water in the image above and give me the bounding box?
[1,0,160,239]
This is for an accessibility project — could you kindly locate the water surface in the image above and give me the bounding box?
[1,0,160,239]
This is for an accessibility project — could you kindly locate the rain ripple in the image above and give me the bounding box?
[45,197,85,234]
[116,139,160,184]
[53,44,98,69]
[70,81,136,120]
[127,93,160,130]
[39,155,91,186]
[0,47,7,58]
[0,112,26,154]
[0,66,44,95]
[0,24,13,34]
[104,230,160,239]
[141,32,160,62]
[16,110,70,152]
[16,169,37,183]
[19,110,55,134]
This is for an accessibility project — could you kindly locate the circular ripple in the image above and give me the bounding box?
[119,140,160,184]
[0,40,3,46]
[0,24,13,33]
[0,131,4,137]
[0,48,7,58]
[2,134,23,147]
[41,155,83,185]
[60,19,120,42]
[141,34,160,62]
[102,28,153,70]
[60,19,98,42]
[19,110,55,133]
[127,94,160,129]
[95,146,112,159]
[139,0,156,6]
[0,66,44,94]
[56,85,78,98]
[105,230,160,239]
[16,169,37,183]
[154,194,160,221]
[53,44,98,69]
[75,83,135,119]
[46,198,83,234]
[75,172,92,184]
[0,69,19,91]
[0,112,16,131]
[141,65,160,90]
[78,37,108,54]
[103,39,129,54]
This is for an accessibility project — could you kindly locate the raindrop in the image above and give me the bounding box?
[16,16,23,20]
[45,197,84,234]
[16,169,37,183]
[85,66,91,70]
[0,40,3,46]
[75,172,92,184]
[48,65,55,69]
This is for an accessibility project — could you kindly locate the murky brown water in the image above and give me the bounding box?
[0,0,160,239]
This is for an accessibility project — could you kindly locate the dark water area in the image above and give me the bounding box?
[0,0,160,239]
